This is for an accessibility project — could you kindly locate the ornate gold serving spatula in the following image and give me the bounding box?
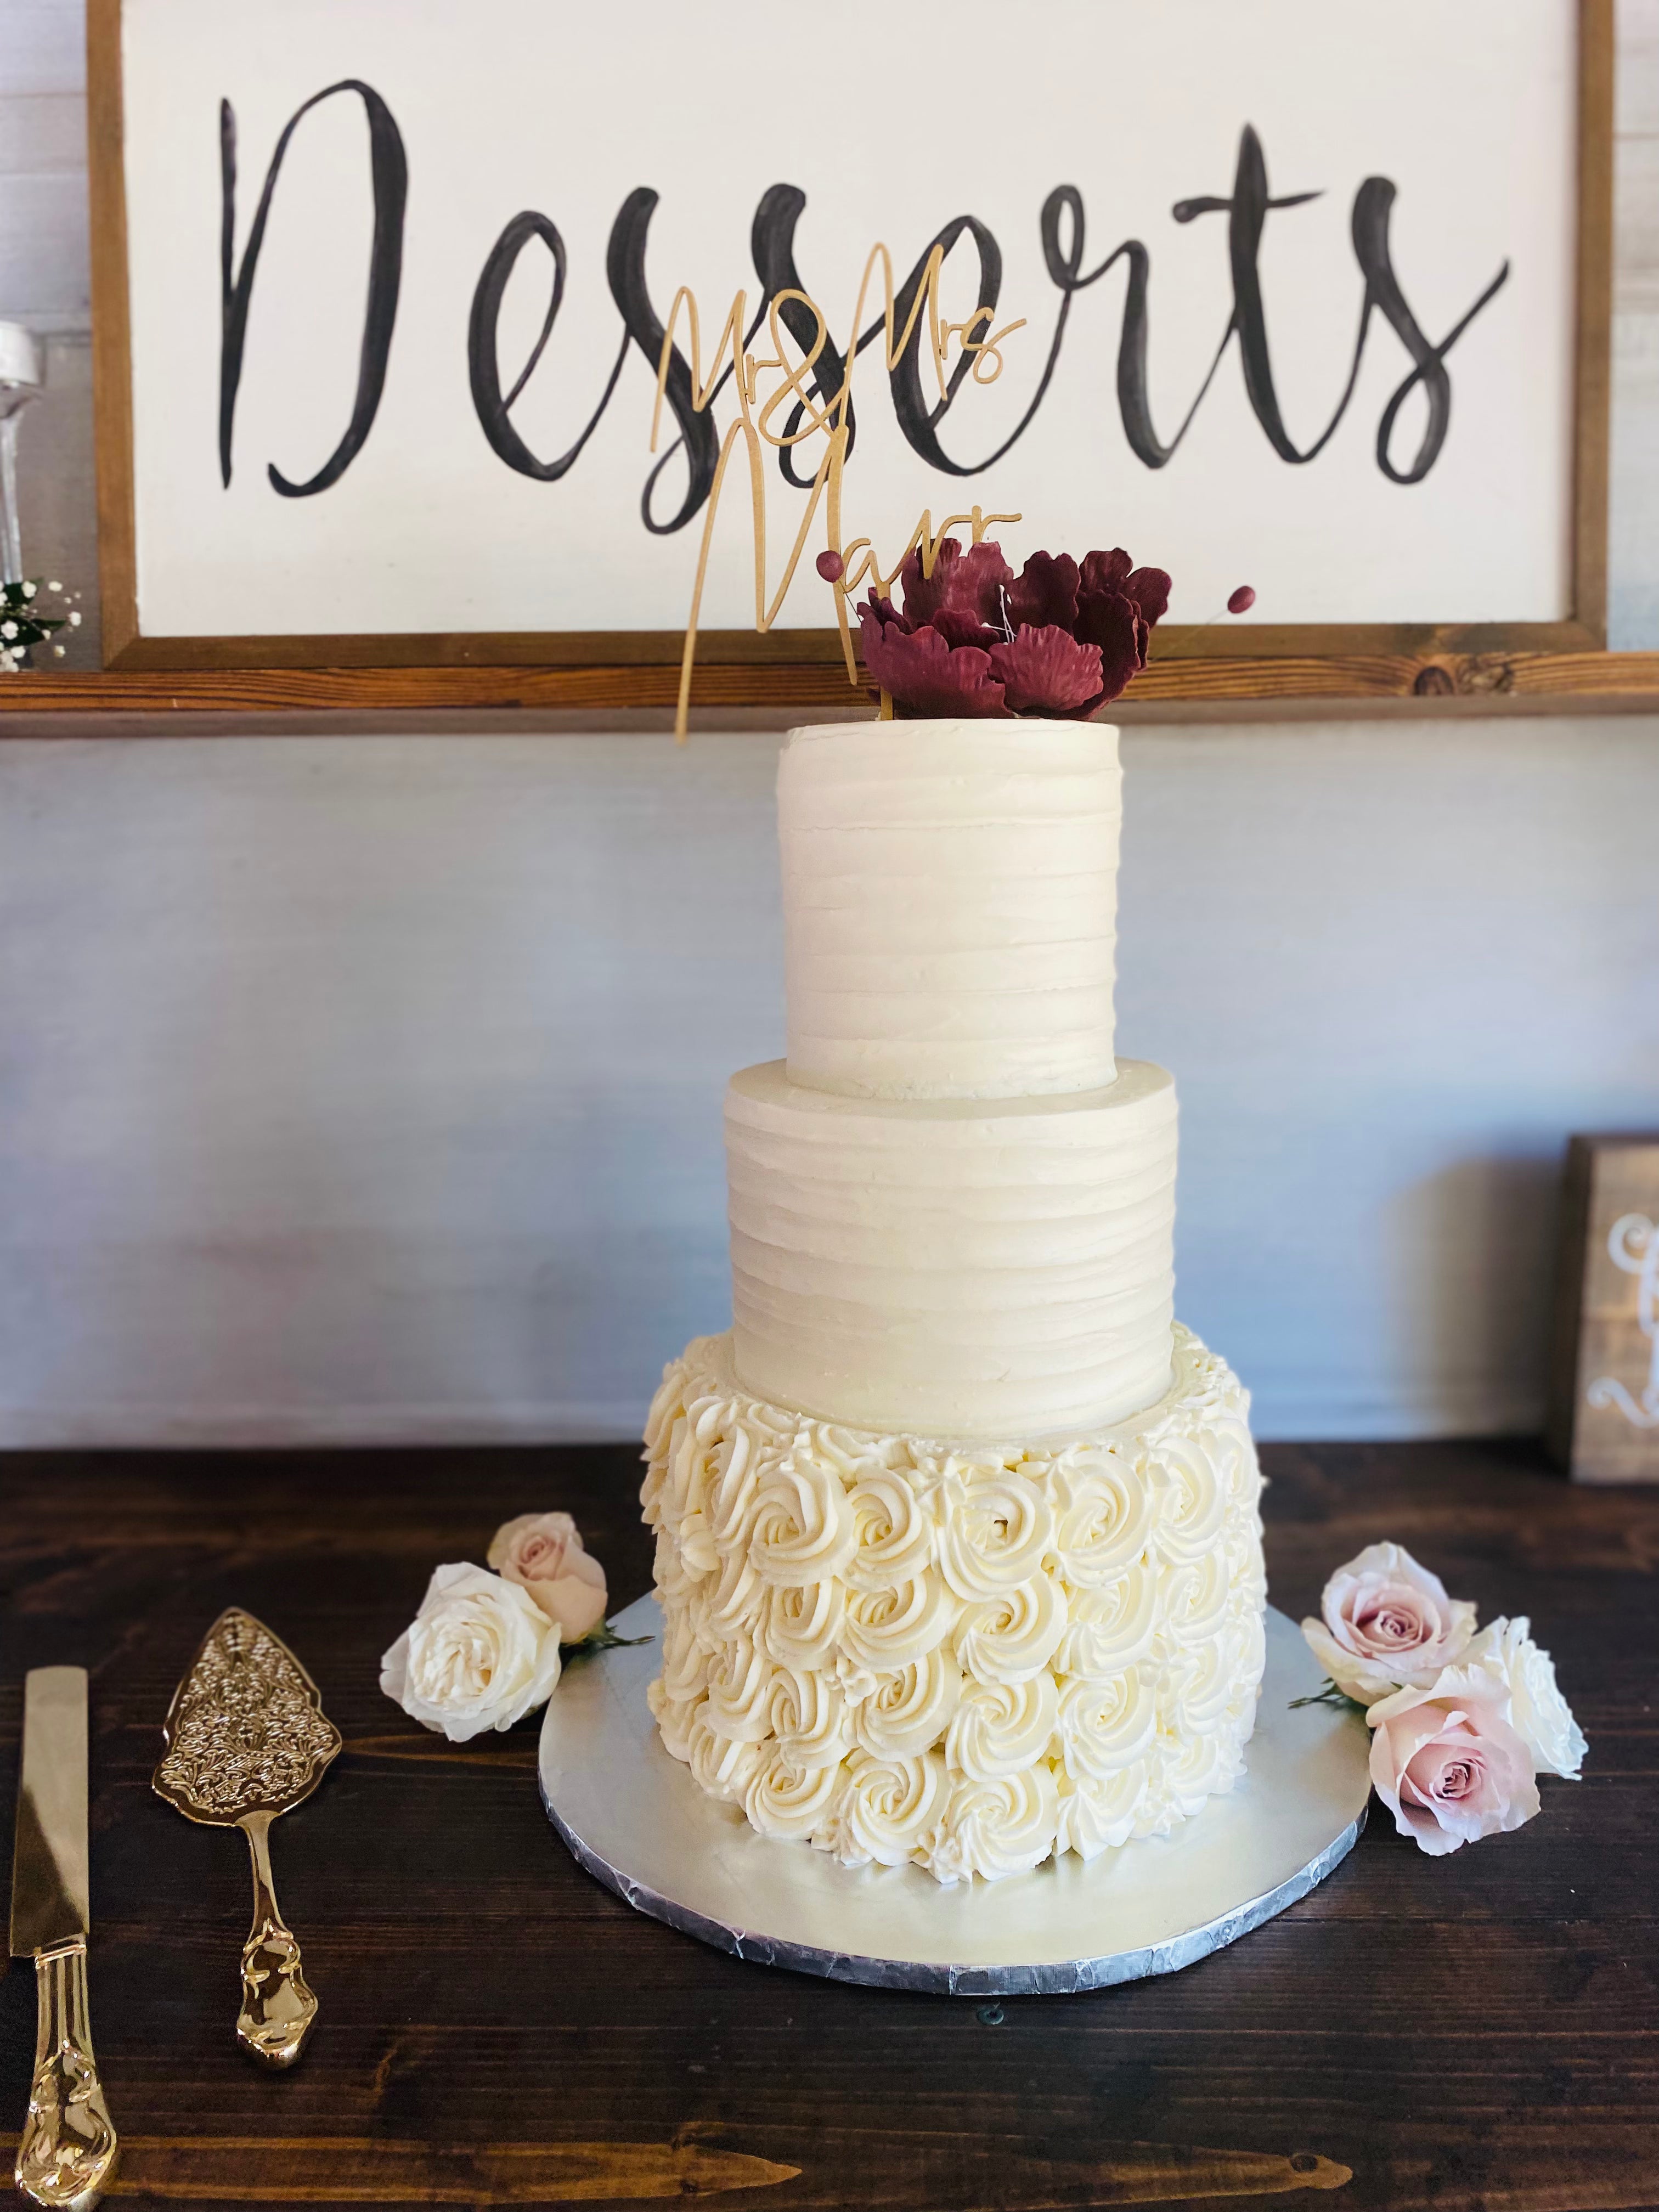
[152,1610,340,2068]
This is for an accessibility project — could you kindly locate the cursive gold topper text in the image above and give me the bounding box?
[652,245,1026,737]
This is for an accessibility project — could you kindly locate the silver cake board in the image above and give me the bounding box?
[538,1596,1372,1999]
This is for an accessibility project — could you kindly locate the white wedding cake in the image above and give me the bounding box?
[642,719,1266,1883]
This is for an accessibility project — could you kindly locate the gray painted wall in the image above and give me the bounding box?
[3,4,1657,1444]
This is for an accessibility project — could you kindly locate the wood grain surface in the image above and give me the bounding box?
[2,1439,1655,2212]
[6,649,1659,724]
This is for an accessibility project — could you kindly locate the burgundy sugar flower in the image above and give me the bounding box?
[898,536,1014,631]
[856,539,1172,720]
[988,625,1103,715]
[857,604,1006,716]
[1006,551,1081,632]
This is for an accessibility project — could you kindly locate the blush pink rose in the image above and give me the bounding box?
[487,1511,608,1643]
[1302,1540,1476,1704]
[1367,1666,1541,1855]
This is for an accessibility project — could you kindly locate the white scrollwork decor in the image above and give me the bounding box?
[1587,1212,1659,1430]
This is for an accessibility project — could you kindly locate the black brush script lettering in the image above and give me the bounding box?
[219,80,407,495]
[217,97,1512,522]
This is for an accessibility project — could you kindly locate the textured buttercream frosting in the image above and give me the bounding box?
[780,719,1123,1100]
[727,1056,1177,1440]
[642,1324,1266,1883]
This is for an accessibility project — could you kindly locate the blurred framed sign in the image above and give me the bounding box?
[1549,1136,1659,1486]
[89,0,1611,685]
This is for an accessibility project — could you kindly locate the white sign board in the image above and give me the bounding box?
[98,0,1591,659]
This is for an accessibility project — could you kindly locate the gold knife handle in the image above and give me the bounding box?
[14,1937,119,2212]
[236,1809,319,2068]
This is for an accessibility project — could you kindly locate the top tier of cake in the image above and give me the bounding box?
[780,719,1122,1101]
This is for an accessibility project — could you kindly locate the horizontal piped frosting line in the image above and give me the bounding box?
[779,719,1124,1102]
[640,1323,1267,1883]
[726,1058,1177,1440]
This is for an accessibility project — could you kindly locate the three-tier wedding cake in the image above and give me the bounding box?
[642,716,1266,1883]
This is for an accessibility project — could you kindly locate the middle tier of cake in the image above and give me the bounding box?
[727,1057,1177,1441]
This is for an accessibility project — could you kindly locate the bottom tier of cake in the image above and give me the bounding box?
[641,1323,1267,1884]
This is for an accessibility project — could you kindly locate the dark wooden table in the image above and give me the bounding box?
[3,1437,1655,2212]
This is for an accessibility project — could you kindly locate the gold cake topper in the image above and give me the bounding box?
[656,243,1028,737]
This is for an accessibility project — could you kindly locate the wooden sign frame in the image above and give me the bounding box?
[85,0,1614,708]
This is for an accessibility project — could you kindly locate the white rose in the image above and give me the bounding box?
[1460,1616,1587,1779]
[380,1562,562,1742]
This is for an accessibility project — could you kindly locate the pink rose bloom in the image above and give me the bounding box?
[1302,1541,1476,1704]
[487,1511,608,1643]
[1368,1666,1541,1855]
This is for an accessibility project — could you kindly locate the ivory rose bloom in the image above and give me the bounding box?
[1367,1666,1540,1856]
[1462,1616,1587,1780]
[380,1562,563,1741]
[1302,1541,1476,1703]
[488,1511,608,1642]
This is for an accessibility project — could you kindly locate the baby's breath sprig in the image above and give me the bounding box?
[0,577,82,672]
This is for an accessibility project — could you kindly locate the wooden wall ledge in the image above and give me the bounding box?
[4,651,1659,726]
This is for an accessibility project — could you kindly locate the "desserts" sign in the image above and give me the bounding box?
[94,0,1597,672]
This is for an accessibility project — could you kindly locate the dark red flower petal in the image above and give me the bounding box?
[931,605,1001,651]
[857,590,912,644]
[1006,551,1080,633]
[1125,565,1172,626]
[987,624,1104,715]
[899,537,1015,629]
[860,619,1007,718]
[1073,588,1146,705]
[1080,548,1133,598]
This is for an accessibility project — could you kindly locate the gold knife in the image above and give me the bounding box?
[152,1609,341,2068]
[10,1666,119,2212]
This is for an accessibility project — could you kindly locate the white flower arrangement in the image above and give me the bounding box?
[379,1511,646,1743]
[0,577,82,672]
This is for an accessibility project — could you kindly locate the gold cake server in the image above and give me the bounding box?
[10,1666,119,2212]
[152,1609,341,2068]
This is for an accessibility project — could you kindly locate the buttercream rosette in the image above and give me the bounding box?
[641,1324,1266,1883]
